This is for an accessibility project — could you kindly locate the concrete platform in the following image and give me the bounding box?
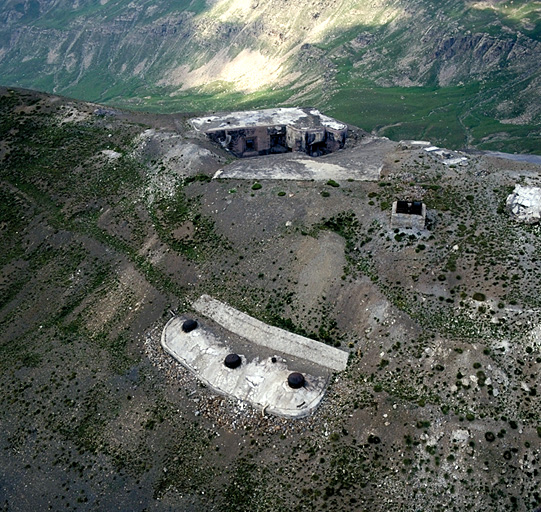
[212,136,394,181]
[161,316,329,418]
[193,295,348,372]
[213,152,379,181]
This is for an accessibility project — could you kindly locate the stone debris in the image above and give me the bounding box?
[506,184,541,224]
[101,149,122,159]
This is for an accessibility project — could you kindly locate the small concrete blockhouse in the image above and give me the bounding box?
[190,107,348,158]
[391,200,427,230]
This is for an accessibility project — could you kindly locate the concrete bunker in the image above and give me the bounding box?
[391,200,427,230]
[190,108,347,158]
[423,145,468,166]
[161,295,348,418]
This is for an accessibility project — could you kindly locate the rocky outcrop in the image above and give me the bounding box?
[432,32,540,80]
[506,185,541,224]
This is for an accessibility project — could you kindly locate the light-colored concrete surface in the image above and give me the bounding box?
[161,316,328,418]
[193,295,349,372]
[190,107,346,132]
[213,153,369,181]
[213,152,379,181]
[213,136,394,181]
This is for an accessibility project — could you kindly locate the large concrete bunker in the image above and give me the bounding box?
[190,107,348,158]
[161,295,348,418]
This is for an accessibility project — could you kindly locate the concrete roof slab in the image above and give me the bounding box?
[161,316,329,418]
[193,295,348,372]
[190,107,346,133]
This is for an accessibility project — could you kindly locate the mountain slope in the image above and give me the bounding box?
[1,0,540,152]
[2,85,541,512]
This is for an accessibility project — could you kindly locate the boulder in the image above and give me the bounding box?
[506,185,541,224]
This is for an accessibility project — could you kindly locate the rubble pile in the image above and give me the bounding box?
[506,184,541,224]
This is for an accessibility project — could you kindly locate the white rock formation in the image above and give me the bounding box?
[506,184,541,224]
